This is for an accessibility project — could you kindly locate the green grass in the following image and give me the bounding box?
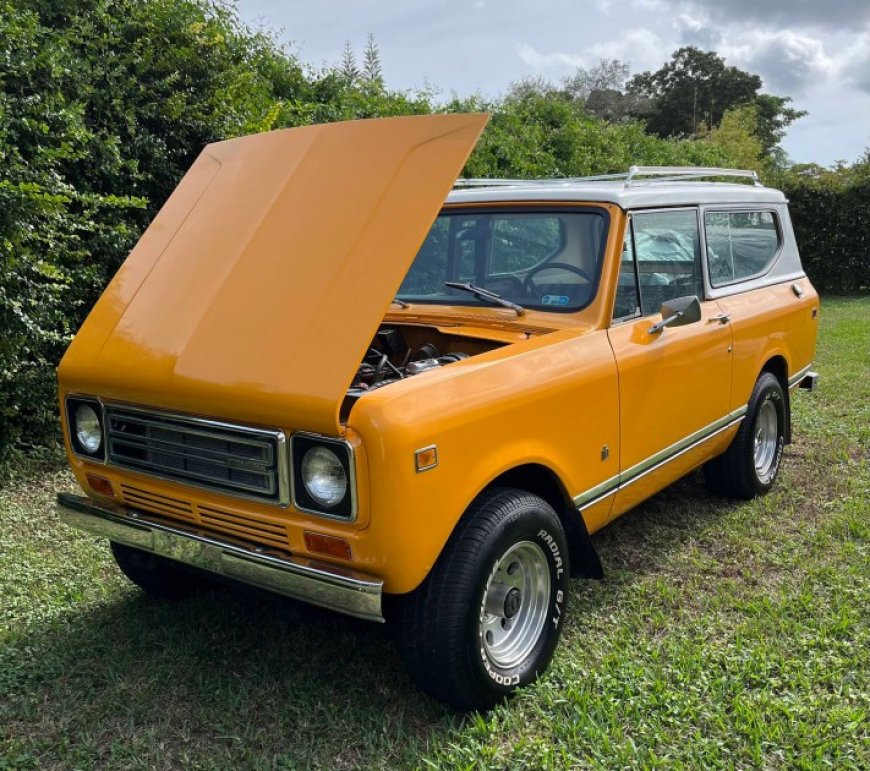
[2,296,868,770]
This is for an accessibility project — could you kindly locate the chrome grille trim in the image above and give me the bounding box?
[105,405,290,506]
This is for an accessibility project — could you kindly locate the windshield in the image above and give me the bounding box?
[397,208,609,312]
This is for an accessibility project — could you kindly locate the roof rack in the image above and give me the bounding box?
[453,165,762,190]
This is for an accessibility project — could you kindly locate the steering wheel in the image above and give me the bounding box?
[522,262,594,293]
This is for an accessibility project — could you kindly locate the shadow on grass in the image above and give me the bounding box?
[4,468,751,768]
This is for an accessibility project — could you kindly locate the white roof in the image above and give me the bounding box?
[446,180,786,209]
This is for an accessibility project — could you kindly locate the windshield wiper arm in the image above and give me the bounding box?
[444,282,525,316]
[391,297,409,309]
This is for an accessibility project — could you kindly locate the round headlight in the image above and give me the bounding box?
[301,446,347,507]
[75,404,102,454]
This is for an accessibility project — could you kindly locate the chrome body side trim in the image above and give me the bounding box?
[58,492,383,622]
[572,407,747,509]
[788,363,813,389]
[573,474,620,509]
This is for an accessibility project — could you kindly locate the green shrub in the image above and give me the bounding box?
[778,161,870,293]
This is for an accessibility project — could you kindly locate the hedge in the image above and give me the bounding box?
[782,173,870,293]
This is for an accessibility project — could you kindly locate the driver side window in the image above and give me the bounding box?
[629,209,703,317]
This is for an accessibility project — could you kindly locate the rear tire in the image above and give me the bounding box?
[110,541,212,600]
[705,371,786,499]
[395,488,570,712]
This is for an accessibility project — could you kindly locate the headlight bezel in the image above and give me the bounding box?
[65,395,106,462]
[290,433,356,521]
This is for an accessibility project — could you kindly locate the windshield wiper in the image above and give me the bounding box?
[391,297,409,309]
[444,281,525,316]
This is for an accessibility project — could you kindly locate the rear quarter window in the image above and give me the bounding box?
[704,210,781,287]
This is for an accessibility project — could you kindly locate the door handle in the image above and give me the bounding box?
[707,313,730,325]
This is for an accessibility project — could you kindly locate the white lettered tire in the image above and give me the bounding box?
[395,488,570,711]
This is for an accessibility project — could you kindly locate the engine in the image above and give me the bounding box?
[348,327,469,399]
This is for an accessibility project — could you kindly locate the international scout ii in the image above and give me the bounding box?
[57,114,819,710]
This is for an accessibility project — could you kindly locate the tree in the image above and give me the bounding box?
[339,40,360,84]
[627,47,804,155]
[703,105,767,174]
[362,33,383,89]
[561,59,630,101]
[0,0,308,465]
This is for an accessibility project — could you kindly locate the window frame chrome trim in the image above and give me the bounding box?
[289,431,359,523]
[618,205,705,316]
[572,406,748,509]
[79,400,291,507]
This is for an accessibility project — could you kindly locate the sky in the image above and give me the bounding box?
[236,0,870,166]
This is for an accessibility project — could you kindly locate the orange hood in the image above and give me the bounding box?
[58,114,489,435]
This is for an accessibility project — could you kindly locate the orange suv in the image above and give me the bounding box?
[58,114,819,710]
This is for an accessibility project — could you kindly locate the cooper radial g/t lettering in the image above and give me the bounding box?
[57,114,820,711]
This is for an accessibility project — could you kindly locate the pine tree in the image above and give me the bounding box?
[362,33,383,88]
[339,40,359,84]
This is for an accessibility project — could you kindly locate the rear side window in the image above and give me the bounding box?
[704,211,781,286]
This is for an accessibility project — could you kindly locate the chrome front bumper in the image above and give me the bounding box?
[57,492,383,622]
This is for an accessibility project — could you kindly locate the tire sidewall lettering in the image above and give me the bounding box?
[476,520,567,690]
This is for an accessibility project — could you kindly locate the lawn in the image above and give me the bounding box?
[1,296,868,770]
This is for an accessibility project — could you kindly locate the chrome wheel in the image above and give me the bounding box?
[754,398,779,482]
[480,541,551,669]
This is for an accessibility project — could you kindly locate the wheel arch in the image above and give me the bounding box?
[760,354,792,444]
[478,463,603,579]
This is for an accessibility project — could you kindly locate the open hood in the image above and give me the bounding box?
[60,114,489,435]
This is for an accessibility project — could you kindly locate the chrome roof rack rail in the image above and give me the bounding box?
[453,166,762,189]
[622,166,762,188]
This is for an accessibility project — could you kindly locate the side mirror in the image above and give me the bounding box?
[647,295,702,335]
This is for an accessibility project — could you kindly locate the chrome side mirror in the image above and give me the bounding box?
[648,295,702,335]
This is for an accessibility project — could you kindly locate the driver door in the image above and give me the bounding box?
[607,208,733,519]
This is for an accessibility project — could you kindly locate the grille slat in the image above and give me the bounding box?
[120,485,197,523]
[106,407,286,504]
[198,506,290,549]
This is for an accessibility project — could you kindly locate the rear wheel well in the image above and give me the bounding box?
[761,355,792,443]
[483,464,602,579]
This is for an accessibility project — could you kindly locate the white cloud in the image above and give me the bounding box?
[586,28,666,72]
[516,43,587,70]
[674,13,722,50]
[839,29,870,94]
[518,29,665,75]
[720,30,837,93]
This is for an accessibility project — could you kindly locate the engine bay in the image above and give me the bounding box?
[343,324,505,413]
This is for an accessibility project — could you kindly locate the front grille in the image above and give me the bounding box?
[106,406,288,504]
[119,484,291,550]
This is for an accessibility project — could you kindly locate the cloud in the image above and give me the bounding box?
[674,13,722,50]
[518,29,666,74]
[722,30,838,94]
[516,43,586,70]
[679,0,870,31]
[674,12,858,96]
[840,30,870,94]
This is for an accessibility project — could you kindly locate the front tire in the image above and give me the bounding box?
[395,488,570,711]
[705,371,786,499]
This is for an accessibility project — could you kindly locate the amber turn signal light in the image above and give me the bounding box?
[303,531,353,561]
[86,473,115,498]
[415,445,438,472]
